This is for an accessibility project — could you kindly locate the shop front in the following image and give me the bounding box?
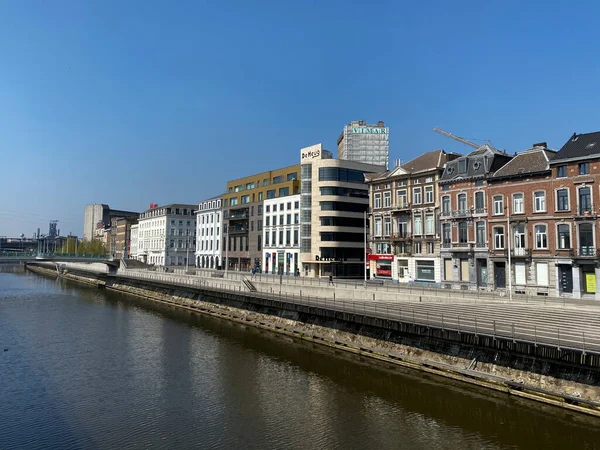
[368,254,394,280]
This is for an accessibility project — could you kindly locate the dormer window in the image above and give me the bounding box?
[459,159,467,174]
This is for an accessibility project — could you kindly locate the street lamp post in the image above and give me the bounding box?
[506,204,513,301]
[224,222,229,276]
[364,211,368,285]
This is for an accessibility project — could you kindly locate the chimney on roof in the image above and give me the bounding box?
[533,142,547,148]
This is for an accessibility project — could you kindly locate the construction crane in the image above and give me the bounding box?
[433,127,491,149]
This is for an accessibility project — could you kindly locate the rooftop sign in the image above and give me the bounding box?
[352,127,388,134]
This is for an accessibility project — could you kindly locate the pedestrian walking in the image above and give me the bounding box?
[328,274,334,286]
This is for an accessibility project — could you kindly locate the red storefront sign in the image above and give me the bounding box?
[367,254,394,261]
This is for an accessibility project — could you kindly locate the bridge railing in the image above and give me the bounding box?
[0,252,113,260]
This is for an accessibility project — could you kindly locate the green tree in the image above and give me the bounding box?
[76,239,107,256]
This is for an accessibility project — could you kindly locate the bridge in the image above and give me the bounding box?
[0,253,118,266]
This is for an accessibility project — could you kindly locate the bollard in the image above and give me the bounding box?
[512,323,515,343]
[457,315,460,334]
[493,320,496,340]
[583,332,586,355]
[441,314,444,331]
[558,329,561,351]
[474,318,478,336]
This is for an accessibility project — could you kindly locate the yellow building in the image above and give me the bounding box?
[224,164,300,271]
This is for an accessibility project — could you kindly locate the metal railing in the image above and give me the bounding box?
[114,269,600,357]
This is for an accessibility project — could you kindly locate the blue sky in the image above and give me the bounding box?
[1,0,599,237]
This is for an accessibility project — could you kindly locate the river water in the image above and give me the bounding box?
[1,266,599,450]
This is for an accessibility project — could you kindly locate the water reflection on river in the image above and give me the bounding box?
[1,266,599,449]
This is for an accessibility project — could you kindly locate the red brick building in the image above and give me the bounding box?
[486,144,556,294]
[438,145,512,290]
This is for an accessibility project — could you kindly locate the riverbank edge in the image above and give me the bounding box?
[25,265,600,418]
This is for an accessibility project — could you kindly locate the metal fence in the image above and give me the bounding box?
[116,269,600,356]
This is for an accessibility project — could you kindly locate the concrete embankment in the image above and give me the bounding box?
[25,263,600,417]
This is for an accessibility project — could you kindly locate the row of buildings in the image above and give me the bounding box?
[84,123,600,299]
[366,131,600,299]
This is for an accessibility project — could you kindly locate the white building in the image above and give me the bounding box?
[137,204,196,266]
[195,195,223,269]
[262,194,300,275]
[129,224,139,260]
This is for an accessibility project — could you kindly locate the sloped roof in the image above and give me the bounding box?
[552,132,600,163]
[439,145,512,183]
[364,149,456,182]
[491,147,555,179]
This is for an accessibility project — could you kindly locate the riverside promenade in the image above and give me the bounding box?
[115,266,600,357]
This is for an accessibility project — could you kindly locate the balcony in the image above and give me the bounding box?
[229,211,249,220]
[390,232,411,241]
[473,207,487,215]
[576,247,599,258]
[511,248,531,258]
[440,210,452,219]
[451,242,473,251]
[574,209,597,220]
[228,227,248,234]
[391,202,411,212]
[452,209,473,219]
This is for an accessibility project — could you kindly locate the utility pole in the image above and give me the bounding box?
[364,210,368,285]
[506,204,513,301]
[224,222,229,276]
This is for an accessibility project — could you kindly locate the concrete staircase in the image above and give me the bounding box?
[242,277,257,292]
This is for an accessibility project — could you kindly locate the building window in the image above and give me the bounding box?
[230,198,238,206]
[535,224,548,249]
[374,218,382,236]
[494,196,504,215]
[455,193,466,212]
[442,223,451,245]
[266,189,276,199]
[294,213,299,224]
[294,201,299,209]
[537,262,549,287]
[265,232,269,246]
[459,159,467,174]
[494,227,505,249]
[280,215,284,225]
[287,202,292,210]
[534,191,546,212]
[579,223,594,256]
[286,230,291,245]
[374,193,382,209]
[279,187,289,197]
[513,193,524,214]
[579,162,590,175]
[425,176,434,183]
[384,217,391,236]
[475,191,485,212]
[425,186,433,203]
[266,217,270,226]
[414,241,422,254]
[426,242,434,254]
[476,221,485,246]
[416,261,435,281]
[557,165,567,178]
[287,172,298,181]
[397,190,408,207]
[458,221,468,243]
[514,225,525,249]
[258,205,263,215]
[287,214,291,225]
[413,187,422,205]
[557,224,570,249]
[442,196,450,214]
[425,213,434,234]
[557,189,569,211]
[257,220,263,231]
[413,215,423,235]
[383,192,391,208]
[578,186,592,215]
